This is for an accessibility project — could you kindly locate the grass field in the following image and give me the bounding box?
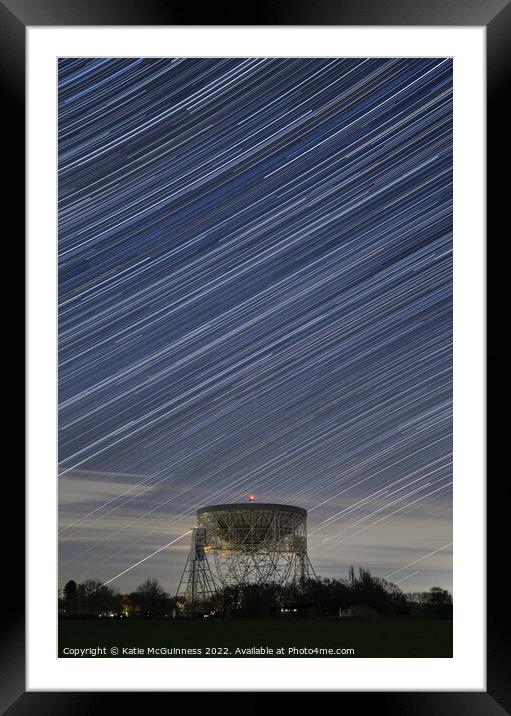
[59,617,452,658]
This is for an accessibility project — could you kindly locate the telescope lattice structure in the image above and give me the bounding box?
[175,527,217,614]
[196,503,317,589]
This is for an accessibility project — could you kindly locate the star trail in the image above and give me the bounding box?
[58,58,453,593]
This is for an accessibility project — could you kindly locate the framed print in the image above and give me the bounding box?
[5,0,504,709]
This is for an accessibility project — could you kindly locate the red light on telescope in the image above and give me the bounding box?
[249,494,256,502]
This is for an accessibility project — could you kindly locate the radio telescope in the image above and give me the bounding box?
[176,498,317,611]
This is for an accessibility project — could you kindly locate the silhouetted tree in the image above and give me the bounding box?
[62,579,79,614]
[131,578,168,616]
[241,583,279,617]
[77,579,120,615]
[305,577,351,614]
[424,587,452,618]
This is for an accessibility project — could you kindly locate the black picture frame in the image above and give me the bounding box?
[5,0,503,710]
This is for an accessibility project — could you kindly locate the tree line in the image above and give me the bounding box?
[59,566,452,619]
[215,567,452,618]
[59,577,172,617]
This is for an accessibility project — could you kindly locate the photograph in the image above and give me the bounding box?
[57,55,454,660]
[9,4,500,704]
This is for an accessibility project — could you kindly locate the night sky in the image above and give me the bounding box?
[58,58,453,595]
